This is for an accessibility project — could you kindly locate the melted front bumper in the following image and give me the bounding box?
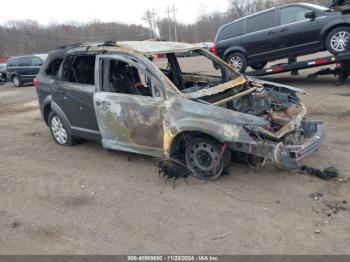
[272,120,324,169]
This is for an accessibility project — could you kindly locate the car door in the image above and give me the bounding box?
[31,56,44,77]
[244,9,280,63]
[277,5,321,55]
[18,57,32,81]
[54,54,100,136]
[93,54,165,157]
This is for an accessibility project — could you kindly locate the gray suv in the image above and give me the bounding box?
[36,41,324,179]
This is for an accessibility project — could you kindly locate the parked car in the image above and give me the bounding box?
[6,54,47,87]
[213,3,350,72]
[36,41,323,179]
[0,63,6,84]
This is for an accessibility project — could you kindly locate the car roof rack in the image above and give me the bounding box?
[55,42,96,50]
[56,41,118,50]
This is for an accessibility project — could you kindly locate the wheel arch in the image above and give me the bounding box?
[321,23,350,47]
[223,46,247,61]
[169,130,225,158]
[42,95,53,125]
[50,101,73,133]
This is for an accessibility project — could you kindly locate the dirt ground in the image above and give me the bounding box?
[0,55,350,254]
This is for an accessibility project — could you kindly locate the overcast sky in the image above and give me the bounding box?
[1,0,230,26]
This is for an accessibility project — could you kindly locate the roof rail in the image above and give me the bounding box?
[55,42,96,50]
[98,41,117,46]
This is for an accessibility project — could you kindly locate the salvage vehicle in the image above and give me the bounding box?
[35,41,324,180]
[6,54,47,87]
[213,3,350,72]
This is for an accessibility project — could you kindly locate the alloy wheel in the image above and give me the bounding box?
[51,116,68,144]
[228,56,243,71]
[330,31,350,52]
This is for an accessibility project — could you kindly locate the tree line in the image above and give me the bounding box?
[0,0,330,56]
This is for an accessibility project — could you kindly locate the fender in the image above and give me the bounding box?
[50,100,73,134]
[41,94,52,124]
[163,97,266,156]
[223,46,247,60]
[320,19,350,42]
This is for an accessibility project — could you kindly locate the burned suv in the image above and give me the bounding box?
[36,41,324,180]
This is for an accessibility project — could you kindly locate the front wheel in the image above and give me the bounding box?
[226,52,247,73]
[326,27,350,54]
[185,137,230,180]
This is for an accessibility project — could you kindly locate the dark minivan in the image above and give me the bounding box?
[6,54,47,87]
[214,3,350,72]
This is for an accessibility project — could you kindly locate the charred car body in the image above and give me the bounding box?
[36,41,324,179]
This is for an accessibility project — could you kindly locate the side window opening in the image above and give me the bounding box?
[246,10,275,33]
[102,58,161,97]
[45,58,63,77]
[8,58,19,67]
[62,55,95,85]
[32,57,43,66]
[280,7,309,25]
[19,57,31,67]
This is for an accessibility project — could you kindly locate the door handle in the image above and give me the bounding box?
[279,28,288,33]
[95,100,110,107]
[268,31,276,35]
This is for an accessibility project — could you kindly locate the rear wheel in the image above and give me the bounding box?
[12,76,22,87]
[326,26,350,54]
[48,112,77,146]
[226,52,247,73]
[185,137,230,180]
[250,62,267,71]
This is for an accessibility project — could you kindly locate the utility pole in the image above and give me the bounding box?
[166,6,172,41]
[151,9,157,39]
[171,4,178,42]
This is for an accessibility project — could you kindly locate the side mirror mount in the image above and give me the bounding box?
[305,11,316,20]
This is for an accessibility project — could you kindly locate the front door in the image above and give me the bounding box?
[277,5,320,55]
[93,54,165,157]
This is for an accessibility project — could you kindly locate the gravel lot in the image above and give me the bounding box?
[0,56,350,254]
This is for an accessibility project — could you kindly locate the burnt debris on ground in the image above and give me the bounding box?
[300,165,340,180]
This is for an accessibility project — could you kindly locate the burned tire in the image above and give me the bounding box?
[326,26,350,54]
[185,137,230,180]
[48,112,77,146]
[250,62,267,71]
[226,52,247,73]
[12,76,22,87]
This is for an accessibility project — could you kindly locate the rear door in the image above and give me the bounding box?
[277,5,320,55]
[54,54,100,137]
[244,9,279,62]
[18,57,32,81]
[93,54,165,157]
[31,56,44,77]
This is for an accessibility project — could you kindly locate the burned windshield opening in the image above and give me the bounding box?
[153,49,239,93]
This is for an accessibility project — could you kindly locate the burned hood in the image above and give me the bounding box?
[246,77,308,95]
[183,77,247,99]
[183,76,307,100]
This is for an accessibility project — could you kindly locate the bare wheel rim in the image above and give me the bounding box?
[330,31,350,52]
[186,141,223,179]
[51,116,68,144]
[228,56,243,71]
